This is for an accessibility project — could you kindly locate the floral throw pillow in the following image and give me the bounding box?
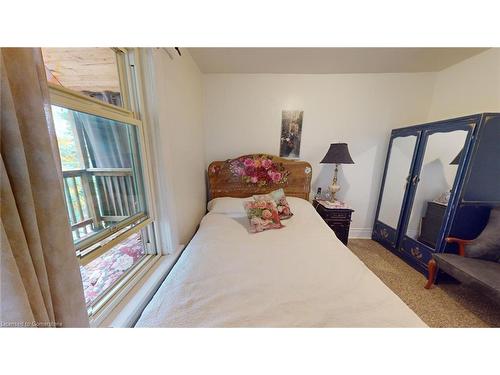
[254,188,293,220]
[243,200,283,233]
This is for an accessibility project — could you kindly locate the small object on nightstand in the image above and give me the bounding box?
[314,187,322,200]
[313,199,354,245]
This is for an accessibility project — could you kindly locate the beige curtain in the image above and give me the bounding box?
[1,48,89,327]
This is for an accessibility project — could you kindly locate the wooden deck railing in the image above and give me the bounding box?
[62,168,137,241]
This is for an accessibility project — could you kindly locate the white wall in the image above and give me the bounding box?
[148,49,206,247]
[203,73,436,237]
[428,48,500,121]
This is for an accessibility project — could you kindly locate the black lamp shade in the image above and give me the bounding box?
[320,143,354,164]
[450,148,463,165]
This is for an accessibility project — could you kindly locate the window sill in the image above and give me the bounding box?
[93,245,184,327]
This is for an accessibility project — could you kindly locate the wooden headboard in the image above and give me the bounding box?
[208,154,312,200]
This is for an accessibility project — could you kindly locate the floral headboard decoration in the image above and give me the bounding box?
[208,154,312,200]
[228,155,290,186]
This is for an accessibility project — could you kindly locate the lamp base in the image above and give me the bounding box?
[329,164,341,202]
[328,182,341,202]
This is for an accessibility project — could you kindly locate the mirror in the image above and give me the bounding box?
[405,130,468,248]
[378,135,418,229]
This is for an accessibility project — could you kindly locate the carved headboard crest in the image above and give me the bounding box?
[208,154,312,200]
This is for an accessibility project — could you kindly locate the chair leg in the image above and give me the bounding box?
[425,259,437,289]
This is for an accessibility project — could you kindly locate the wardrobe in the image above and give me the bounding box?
[372,113,500,276]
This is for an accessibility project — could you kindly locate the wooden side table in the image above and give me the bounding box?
[312,200,354,246]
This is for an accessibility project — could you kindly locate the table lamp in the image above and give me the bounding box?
[320,143,354,201]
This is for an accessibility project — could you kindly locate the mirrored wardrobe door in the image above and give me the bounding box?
[404,129,470,250]
[377,134,418,231]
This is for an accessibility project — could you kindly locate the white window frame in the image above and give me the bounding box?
[47,48,162,323]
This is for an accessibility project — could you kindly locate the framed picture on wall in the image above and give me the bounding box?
[279,110,303,159]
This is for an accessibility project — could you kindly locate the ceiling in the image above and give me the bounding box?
[188,48,489,74]
[42,48,121,92]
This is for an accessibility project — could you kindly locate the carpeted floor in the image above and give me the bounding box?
[348,239,500,327]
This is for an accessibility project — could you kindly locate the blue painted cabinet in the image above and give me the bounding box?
[372,113,499,276]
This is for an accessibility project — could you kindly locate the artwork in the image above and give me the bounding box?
[279,110,303,158]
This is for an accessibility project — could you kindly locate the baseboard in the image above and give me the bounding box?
[349,228,372,239]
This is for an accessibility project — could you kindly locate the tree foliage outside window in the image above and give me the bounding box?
[53,106,82,171]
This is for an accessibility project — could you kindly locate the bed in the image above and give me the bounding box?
[136,154,426,327]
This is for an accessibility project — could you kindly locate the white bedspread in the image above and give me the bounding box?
[136,198,426,327]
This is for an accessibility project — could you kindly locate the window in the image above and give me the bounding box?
[53,106,147,245]
[46,48,158,316]
[42,48,124,107]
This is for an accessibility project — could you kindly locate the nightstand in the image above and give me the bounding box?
[312,200,354,245]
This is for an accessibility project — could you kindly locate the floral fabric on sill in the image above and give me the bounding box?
[79,232,146,306]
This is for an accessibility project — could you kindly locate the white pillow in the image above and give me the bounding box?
[207,197,249,215]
